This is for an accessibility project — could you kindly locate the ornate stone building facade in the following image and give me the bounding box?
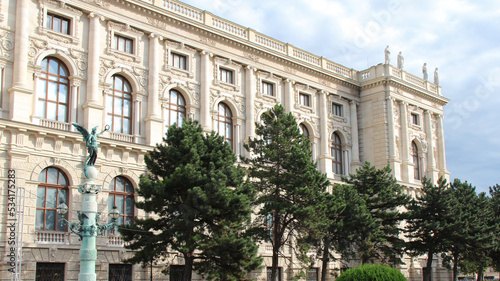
[0,0,450,280]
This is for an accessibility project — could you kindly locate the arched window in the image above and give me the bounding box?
[331,132,343,175]
[106,75,132,134]
[299,124,309,138]
[36,167,69,231]
[165,89,186,127]
[217,103,233,149]
[37,57,70,122]
[108,176,134,233]
[412,141,420,180]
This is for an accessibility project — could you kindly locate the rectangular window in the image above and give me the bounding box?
[46,13,71,35]
[220,68,234,84]
[36,263,65,281]
[411,113,420,125]
[113,34,134,54]
[299,93,311,107]
[307,268,319,281]
[267,267,282,281]
[332,103,342,116]
[171,53,187,70]
[262,81,274,96]
[170,265,185,281]
[109,264,133,281]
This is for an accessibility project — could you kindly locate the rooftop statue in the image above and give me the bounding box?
[397,51,404,69]
[72,123,109,178]
[434,67,440,85]
[423,63,428,81]
[385,45,391,64]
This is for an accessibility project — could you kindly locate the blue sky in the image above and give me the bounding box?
[178,0,500,194]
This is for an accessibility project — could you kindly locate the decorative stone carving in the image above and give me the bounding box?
[147,17,167,29]
[0,30,14,59]
[199,35,216,46]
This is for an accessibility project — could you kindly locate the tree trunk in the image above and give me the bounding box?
[182,254,194,281]
[452,252,459,281]
[477,266,484,281]
[320,238,330,281]
[271,213,280,281]
[423,251,434,281]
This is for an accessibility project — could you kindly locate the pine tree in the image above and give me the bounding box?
[341,162,410,265]
[489,184,500,271]
[244,104,330,281]
[119,119,261,281]
[316,184,371,281]
[405,177,452,281]
[443,179,495,281]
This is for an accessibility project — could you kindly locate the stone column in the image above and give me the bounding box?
[349,100,361,169]
[400,101,410,182]
[436,114,448,179]
[424,110,437,181]
[386,96,400,179]
[145,34,164,145]
[200,51,212,133]
[284,79,294,113]
[8,0,31,122]
[245,66,256,141]
[83,13,104,129]
[69,77,81,131]
[234,120,242,161]
[318,90,332,177]
[133,96,140,141]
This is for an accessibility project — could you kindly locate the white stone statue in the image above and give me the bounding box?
[397,51,404,69]
[422,63,428,81]
[434,67,439,85]
[385,45,390,64]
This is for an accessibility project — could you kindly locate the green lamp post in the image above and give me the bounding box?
[56,123,119,281]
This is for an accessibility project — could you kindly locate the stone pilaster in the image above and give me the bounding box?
[145,34,164,145]
[83,13,105,129]
[8,0,31,122]
[200,51,212,133]
[400,101,410,182]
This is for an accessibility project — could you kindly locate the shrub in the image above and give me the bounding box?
[336,264,407,281]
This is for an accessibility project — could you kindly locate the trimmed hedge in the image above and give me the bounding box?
[336,264,407,281]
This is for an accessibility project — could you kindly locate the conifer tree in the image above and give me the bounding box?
[489,184,500,270]
[341,162,410,265]
[443,179,495,281]
[316,184,371,281]
[405,177,452,281]
[119,120,261,281]
[244,104,330,281]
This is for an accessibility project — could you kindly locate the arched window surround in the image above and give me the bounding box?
[36,167,69,232]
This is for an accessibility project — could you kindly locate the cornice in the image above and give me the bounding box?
[361,77,449,106]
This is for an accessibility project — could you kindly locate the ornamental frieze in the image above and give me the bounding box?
[0,30,14,59]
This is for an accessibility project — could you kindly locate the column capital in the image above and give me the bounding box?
[349,100,359,106]
[283,78,295,84]
[200,50,213,57]
[386,95,396,101]
[245,65,256,71]
[148,33,163,41]
[88,13,105,21]
[400,100,408,106]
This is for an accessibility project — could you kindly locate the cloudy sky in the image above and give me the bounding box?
[179,0,500,194]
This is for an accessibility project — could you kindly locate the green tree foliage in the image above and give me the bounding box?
[442,179,495,281]
[315,184,371,281]
[489,184,500,271]
[405,177,452,281]
[119,120,261,281]
[341,162,410,265]
[243,104,330,281]
[335,264,407,281]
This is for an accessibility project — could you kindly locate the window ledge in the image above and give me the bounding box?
[38,27,79,45]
